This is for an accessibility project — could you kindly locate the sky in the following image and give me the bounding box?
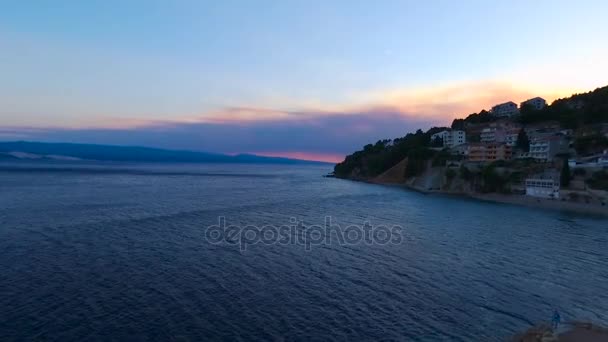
[1,0,608,162]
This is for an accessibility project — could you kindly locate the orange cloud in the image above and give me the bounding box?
[196,80,580,126]
[7,80,590,131]
[357,80,574,123]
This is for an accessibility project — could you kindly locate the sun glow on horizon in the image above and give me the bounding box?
[248,151,343,164]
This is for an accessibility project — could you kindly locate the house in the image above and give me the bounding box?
[491,101,519,117]
[505,129,521,147]
[467,143,512,162]
[569,150,608,168]
[524,121,561,135]
[494,119,521,130]
[450,143,469,157]
[521,97,547,110]
[431,130,466,148]
[480,127,506,143]
[528,136,569,162]
[525,171,560,199]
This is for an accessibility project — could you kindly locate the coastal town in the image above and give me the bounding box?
[334,86,608,214]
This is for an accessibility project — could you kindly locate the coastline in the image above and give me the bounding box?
[468,192,608,217]
[512,321,608,341]
[351,178,608,217]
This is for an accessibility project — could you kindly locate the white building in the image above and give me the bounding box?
[431,130,466,148]
[505,129,520,147]
[568,150,608,168]
[450,143,469,157]
[491,101,519,117]
[525,172,560,199]
[528,136,569,162]
[521,97,547,111]
[480,127,506,143]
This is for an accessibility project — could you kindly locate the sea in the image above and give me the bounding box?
[1,162,607,341]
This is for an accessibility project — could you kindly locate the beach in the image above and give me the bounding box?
[364,177,608,217]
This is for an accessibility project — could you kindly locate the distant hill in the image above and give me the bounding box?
[0,141,331,165]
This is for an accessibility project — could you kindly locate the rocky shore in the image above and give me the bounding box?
[512,321,608,341]
[338,158,608,217]
[373,181,608,217]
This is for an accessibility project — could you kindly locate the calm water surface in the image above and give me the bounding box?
[1,162,607,341]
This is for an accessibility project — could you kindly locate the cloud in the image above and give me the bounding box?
[1,108,443,163]
[358,80,571,119]
[192,80,574,127]
[0,80,592,162]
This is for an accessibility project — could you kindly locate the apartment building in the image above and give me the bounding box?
[480,127,506,143]
[431,130,466,148]
[520,97,547,110]
[505,129,521,147]
[467,143,512,162]
[528,136,569,162]
[491,101,519,117]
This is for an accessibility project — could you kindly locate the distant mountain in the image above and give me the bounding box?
[0,141,332,165]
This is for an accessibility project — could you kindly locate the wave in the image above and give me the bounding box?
[0,165,279,178]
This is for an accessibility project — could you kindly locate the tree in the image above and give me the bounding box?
[445,169,456,182]
[451,118,465,130]
[561,160,571,187]
[481,165,507,193]
[519,103,536,117]
[516,128,530,152]
[430,136,444,147]
[468,134,481,143]
[404,147,433,177]
[459,165,473,181]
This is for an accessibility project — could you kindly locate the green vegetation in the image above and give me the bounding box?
[481,165,508,193]
[334,128,447,178]
[404,147,434,177]
[431,149,455,167]
[573,168,586,176]
[467,134,481,143]
[574,134,608,155]
[334,85,608,197]
[560,160,571,187]
[450,86,608,130]
[459,165,473,181]
[519,86,608,128]
[516,128,530,152]
[508,171,524,183]
[430,136,443,147]
[445,169,456,182]
[587,170,608,190]
[450,109,494,128]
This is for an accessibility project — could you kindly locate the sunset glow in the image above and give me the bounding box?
[2,1,607,162]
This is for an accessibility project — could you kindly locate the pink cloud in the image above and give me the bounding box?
[2,80,593,163]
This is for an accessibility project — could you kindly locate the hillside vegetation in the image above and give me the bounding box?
[335,85,608,180]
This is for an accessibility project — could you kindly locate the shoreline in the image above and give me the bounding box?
[512,321,608,341]
[351,178,608,217]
